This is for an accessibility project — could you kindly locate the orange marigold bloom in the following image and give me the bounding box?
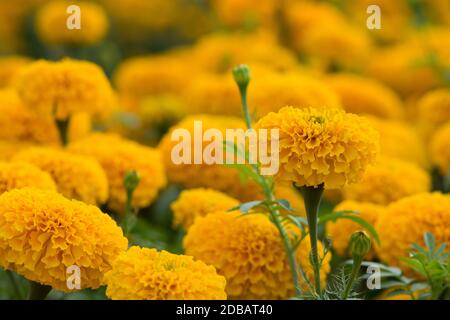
[184,211,330,299]
[255,106,379,189]
[0,188,128,292]
[0,161,56,193]
[105,246,227,300]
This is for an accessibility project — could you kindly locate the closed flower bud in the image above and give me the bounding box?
[124,170,141,195]
[232,64,251,89]
[349,231,371,258]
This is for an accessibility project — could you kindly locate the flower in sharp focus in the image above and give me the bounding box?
[68,133,167,213]
[430,121,450,175]
[375,193,450,275]
[35,0,109,46]
[0,161,57,193]
[327,200,383,259]
[343,156,431,205]
[0,188,128,292]
[13,147,109,206]
[104,246,226,300]
[13,59,116,121]
[255,106,379,189]
[171,188,239,230]
[184,211,330,299]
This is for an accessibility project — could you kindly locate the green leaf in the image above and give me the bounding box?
[424,232,436,252]
[276,199,294,212]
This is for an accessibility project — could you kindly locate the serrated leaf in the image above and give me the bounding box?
[276,199,294,211]
[239,200,263,213]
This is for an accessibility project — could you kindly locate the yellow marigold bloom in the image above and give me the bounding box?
[285,2,372,71]
[184,211,330,299]
[327,200,383,259]
[416,88,450,137]
[249,72,342,119]
[343,156,430,205]
[325,74,404,119]
[366,116,428,168]
[0,89,91,144]
[190,31,298,73]
[0,188,128,292]
[367,29,450,96]
[159,114,248,196]
[0,140,37,161]
[138,95,186,128]
[69,133,167,212]
[211,0,277,29]
[13,59,116,121]
[105,246,227,300]
[0,161,56,193]
[255,106,379,189]
[114,55,191,110]
[375,193,450,275]
[0,55,32,88]
[13,147,108,206]
[171,188,239,229]
[35,0,109,46]
[430,121,450,175]
[183,73,241,117]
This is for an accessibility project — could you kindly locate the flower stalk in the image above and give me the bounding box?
[56,117,70,146]
[342,231,371,299]
[28,281,51,300]
[299,184,325,297]
[122,170,141,236]
[233,64,302,297]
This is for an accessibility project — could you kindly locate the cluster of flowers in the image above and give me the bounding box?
[0,0,449,300]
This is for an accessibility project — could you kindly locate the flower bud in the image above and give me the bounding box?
[349,231,371,258]
[124,170,140,194]
[232,64,251,88]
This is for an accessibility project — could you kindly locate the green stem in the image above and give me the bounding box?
[56,117,71,146]
[237,85,252,130]
[261,180,302,297]
[6,270,23,299]
[239,79,302,296]
[28,281,51,300]
[342,255,363,300]
[299,184,324,298]
[123,191,133,237]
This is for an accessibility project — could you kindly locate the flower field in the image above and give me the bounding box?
[0,0,449,301]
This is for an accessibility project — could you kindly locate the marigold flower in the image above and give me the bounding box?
[255,106,379,189]
[183,73,242,117]
[416,88,450,137]
[35,0,109,46]
[366,116,428,168]
[430,121,450,175]
[190,32,298,73]
[171,188,239,229]
[0,89,91,145]
[0,55,31,88]
[325,74,404,119]
[114,55,192,110]
[13,59,116,121]
[68,133,167,212]
[343,156,431,205]
[158,114,248,197]
[13,147,108,206]
[210,0,277,29]
[0,161,56,193]
[327,200,383,259]
[184,211,330,299]
[249,72,341,119]
[104,246,227,300]
[0,140,37,161]
[375,193,450,275]
[0,188,128,292]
